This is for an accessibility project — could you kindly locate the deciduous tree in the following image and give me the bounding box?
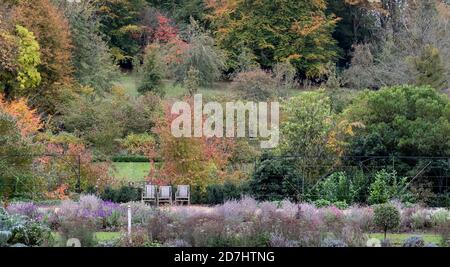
[13,0,74,114]
[206,0,339,78]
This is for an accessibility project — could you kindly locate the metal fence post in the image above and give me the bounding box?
[128,205,132,245]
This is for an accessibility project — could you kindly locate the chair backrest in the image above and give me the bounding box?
[159,186,171,199]
[177,185,189,198]
[145,184,156,198]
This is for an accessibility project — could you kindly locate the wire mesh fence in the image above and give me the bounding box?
[1,153,449,206]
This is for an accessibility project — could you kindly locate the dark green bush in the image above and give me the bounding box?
[313,199,332,208]
[250,153,303,201]
[0,211,53,247]
[191,182,249,205]
[101,186,142,203]
[111,155,150,162]
[373,203,401,239]
[9,221,53,247]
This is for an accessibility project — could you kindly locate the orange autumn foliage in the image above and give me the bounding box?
[148,100,236,190]
[45,184,70,200]
[0,96,41,137]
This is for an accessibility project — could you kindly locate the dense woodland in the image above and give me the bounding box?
[1,0,450,207]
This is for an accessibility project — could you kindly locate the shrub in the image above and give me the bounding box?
[373,203,401,239]
[231,69,277,101]
[204,181,247,205]
[437,220,450,247]
[411,209,432,230]
[138,43,165,96]
[58,217,97,247]
[183,66,200,96]
[117,228,151,247]
[268,233,298,247]
[368,170,409,205]
[431,209,450,227]
[346,206,374,232]
[333,201,349,210]
[321,237,347,247]
[315,172,356,204]
[120,133,155,156]
[164,239,191,247]
[402,236,425,247]
[250,153,303,201]
[0,211,52,247]
[48,196,123,231]
[0,231,11,247]
[173,19,224,86]
[6,202,41,220]
[101,186,142,203]
[120,202,154,226]
[111,155,150,162]
[314,199,332,208]
[9,220,53,247]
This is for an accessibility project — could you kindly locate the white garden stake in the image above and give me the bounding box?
[127,205,132,245]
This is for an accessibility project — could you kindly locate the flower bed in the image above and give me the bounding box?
[2,196,449,247]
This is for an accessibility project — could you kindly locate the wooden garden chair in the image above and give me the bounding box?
[142,184,157,205]
[175,185,190,205]
[158,186,172,205]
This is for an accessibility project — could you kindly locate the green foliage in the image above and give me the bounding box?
[184,66,200,96]
[231,68,277,101]
[0,111,37,199]
[368,170,409,205]
[94,0,148,66]
[203,181,248,205]
[410,45,447,90]
[313,199,332,208]
[59,89,162,156]
[0,211,52,247]
[15,25,41,90]
[58,217,97,247]
[100,186,142,203]
[208,0,338,77]
[174,19,224,86]
[57,0,118,92]
[326,0,378,65]
[343,85,450,157]
[0,18,41,97]
[147,0,207,25]
[281,90,333,155]
[9,220,53,246]
[373,203,401,239]
[121,133,155,155]
[280,90,341,184]
[250,153,303,201]
[343,1,450,90]
[315,172,358,204]
[138,44,164,96]
[13,0,75,114]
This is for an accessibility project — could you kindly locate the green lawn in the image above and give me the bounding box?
[53,232,121,243]
[96,232,122,242]
[114,72,142,97]
[53,232,441,246]
[116,72,239,99]
[368,233,441,246]
[115,71,308,101]
[110,162,151,182]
